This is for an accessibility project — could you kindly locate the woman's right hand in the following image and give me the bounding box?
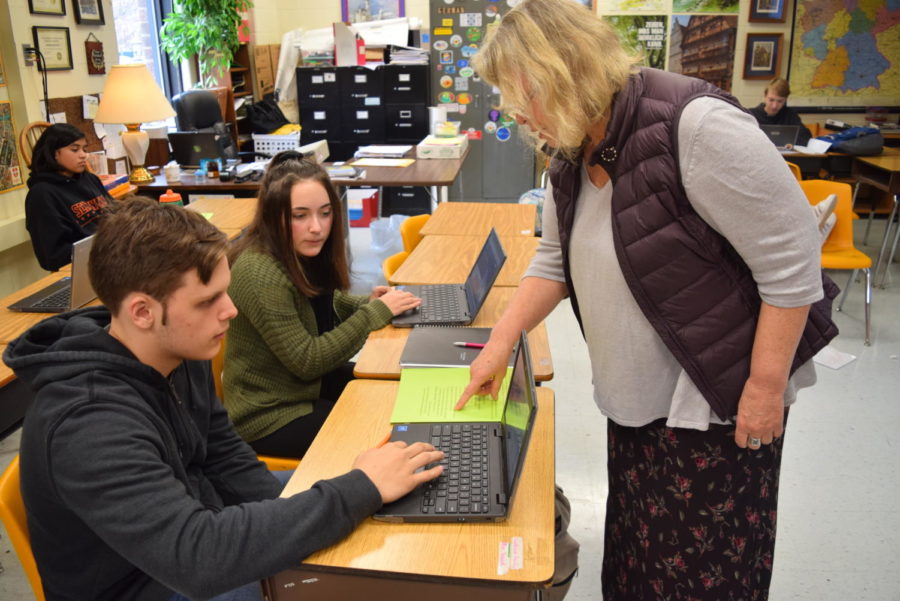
[455,339,515,410]
[376,288,422,316]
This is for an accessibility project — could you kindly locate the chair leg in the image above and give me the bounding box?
[882,204,900,289]
[863,268,871,346]
[874,195,899,288]
[864,210,875,246]
[837,270,856,312]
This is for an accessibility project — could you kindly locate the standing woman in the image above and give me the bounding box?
[225,156,420,458]
[457,1,838,599]
[25,124,112,271]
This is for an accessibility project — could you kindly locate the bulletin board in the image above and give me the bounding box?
[0,102,25,194]
[46,94,103,151]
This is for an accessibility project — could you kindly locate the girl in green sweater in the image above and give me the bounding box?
[224,154,421,457]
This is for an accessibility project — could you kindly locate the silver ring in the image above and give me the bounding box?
[749,437,761,447]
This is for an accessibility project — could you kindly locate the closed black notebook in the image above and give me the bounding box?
[399,326,492,368]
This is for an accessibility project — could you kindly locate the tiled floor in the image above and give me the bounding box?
[1,218,899,600]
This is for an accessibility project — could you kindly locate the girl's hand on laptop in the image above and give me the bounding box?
[353,441,444,503]
[368,285,391,300]
[376,289,422,316]
[455,340,512,410]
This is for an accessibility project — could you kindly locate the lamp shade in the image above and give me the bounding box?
[94,64,176,124]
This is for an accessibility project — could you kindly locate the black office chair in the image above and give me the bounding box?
[171,89,267,163]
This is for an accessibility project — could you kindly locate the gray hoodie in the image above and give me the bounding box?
[3,306,381,601]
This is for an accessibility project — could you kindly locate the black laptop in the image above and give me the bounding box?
[374,330,537,523]
[760,124,800,149]
[391,228,506,327]
[168,132,228,168]
[8,235,96,313]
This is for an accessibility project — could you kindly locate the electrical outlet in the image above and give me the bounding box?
[22,44,36,66]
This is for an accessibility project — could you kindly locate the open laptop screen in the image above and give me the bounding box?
[501,331,536,493]
[464,228,506,313]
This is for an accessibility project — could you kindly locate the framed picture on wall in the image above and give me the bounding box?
[33,26,74,71]
[744,33,782,79]
[28,0,66,16]
[749,0,787,23]
[341,0,405,23]
[73,0,105,25]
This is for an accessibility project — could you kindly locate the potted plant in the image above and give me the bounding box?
[159,0,253,88]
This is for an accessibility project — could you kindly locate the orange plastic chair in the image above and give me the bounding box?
[382,250,409,284]
[800,180,872,345]
[0,455,46,601]
[785,161,802,181]
[211,339,300,471]
[399,214,430,253]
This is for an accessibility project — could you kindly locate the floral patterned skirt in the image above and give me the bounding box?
[601,415,787,601]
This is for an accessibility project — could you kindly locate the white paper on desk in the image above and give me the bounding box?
[813,345,857,369]
[796,138,833,154]
[100,124,128,159]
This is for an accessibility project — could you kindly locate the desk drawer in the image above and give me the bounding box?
[300,107,342,142]
[341,107,386,142]
[338,66,385,108]
[380,64,429,105]
[297,67,340,108]
[382,186,431,216]
[385,104,428,140]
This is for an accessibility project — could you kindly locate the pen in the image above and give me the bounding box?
[377,431,393,447]
[453,342,485,349]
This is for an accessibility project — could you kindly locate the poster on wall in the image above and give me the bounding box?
[788,0,899,107]
[0,102,25,195]
[601,0,667,10]
[672,0,739,12]
[342,0,405,23]
[668,14,737,92]
[607,15,669,70]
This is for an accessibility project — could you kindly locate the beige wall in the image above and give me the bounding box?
[0,0,119,296]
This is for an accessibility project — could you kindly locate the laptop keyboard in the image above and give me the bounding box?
[422,423,491,515]
[30,287,71,310]
[419,286,465,322]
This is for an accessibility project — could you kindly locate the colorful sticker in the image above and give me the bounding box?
[457,59,469,68]
[466,27,482,42]
[485,121,498,134]
[496,126,512,141]
[440,51,454,64]
[450,34,463,48]
[455,77,469,91]
[436,64,443,71]
[486,5,499,17]
[488,109,501,122]
[459,66,475,78]
[439,91,456,103]
[457,92,473,105]
[499,114,516,127]
[434,27,453,35]
[459,105,468,115]
[433,40,449,51]
[465,127,482,140]
[442,18,454,26]
[443,103,460,113]
[444,65,457,74]
[461,44,479,58]
[460,13,483,27]
[440,75,454,88]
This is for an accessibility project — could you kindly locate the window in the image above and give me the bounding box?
[110,0,182,98]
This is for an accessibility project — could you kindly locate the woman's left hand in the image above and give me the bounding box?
[734,376,785,450]
[369,285,392,301]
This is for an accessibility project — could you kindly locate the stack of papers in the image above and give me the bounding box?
[388,44,428,65]
[355,144,413,158]
[325,164,362,179]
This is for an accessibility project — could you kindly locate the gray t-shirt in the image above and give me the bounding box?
[525,96,821,429]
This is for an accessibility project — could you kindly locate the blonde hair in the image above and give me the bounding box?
[765,78,790,98]
[472,0,641,158]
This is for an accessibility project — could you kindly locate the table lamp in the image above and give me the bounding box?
[94,64,176,184]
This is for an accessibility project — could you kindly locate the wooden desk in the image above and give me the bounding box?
[390,235,539,287]
[420,202,537,237]
[853,153,900,286]
[0,346,12,387]
[0,266,72,344]
[184,196,258,233]
[137,174,260,197]
[269,379,555,600]
[355,288,553,381]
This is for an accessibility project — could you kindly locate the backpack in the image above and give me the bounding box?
[816,126,884,156]
[246,96,290,134]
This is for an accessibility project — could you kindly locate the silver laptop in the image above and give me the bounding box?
[760,124,800,150]
[374,330,536,523]
[8,235,96,313]
[168,132,227,168]
[391,228,506,327]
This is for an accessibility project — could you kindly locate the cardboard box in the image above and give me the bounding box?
[416,134,468,159]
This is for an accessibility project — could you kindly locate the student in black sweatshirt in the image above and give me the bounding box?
[25,123,112,271]
[748,77,813,147]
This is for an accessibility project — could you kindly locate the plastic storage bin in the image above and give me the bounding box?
[252,132,301,156]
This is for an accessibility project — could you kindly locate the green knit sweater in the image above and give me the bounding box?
[224,249,394,442]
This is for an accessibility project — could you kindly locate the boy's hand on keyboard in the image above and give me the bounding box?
[455,340,512,410]
[353,441,444,503]
[376,289,422,316]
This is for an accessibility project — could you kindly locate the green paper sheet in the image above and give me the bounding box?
[390,367,513,424]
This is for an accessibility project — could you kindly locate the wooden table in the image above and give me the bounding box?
[185,196,258,233]
[853,152,900,286]
[137,174,260,197]
[389,235,538,287]
[355,287,553,381]
[420,202,537,237]
[0,346,12,387]
[0,266,73,344]
[267,379,555,600]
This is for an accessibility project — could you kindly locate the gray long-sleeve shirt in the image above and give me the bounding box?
[526,96,821,429]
